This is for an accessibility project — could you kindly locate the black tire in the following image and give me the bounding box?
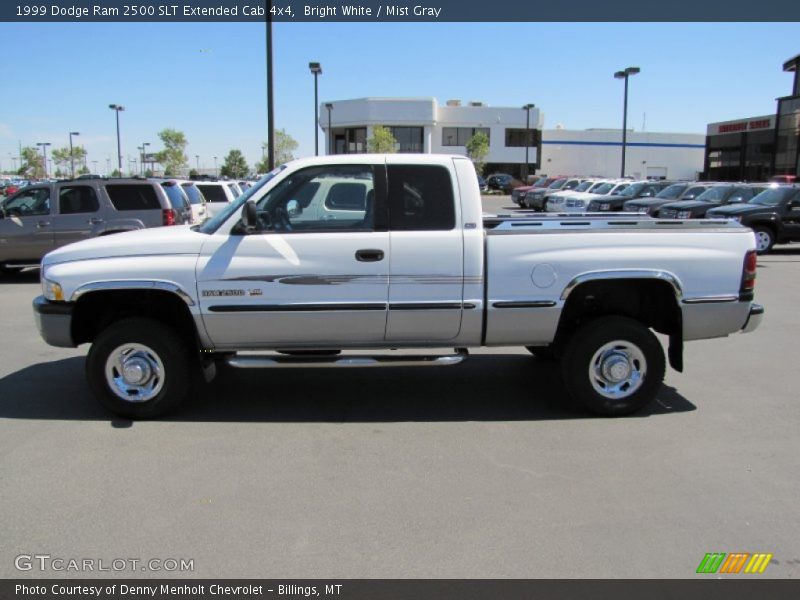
[561,316,665,416]
[86,318,193,419]
[526,346,556,360]
[752,226,775,254]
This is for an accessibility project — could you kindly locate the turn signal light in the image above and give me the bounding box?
[162,209,177,226]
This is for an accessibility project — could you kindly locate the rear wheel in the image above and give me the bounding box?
[561,316,665,416]
[86,318,193,419]
[752,226,775,254]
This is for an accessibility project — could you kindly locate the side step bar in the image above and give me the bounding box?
[225,349,468,369]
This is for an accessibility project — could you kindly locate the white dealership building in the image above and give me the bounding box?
[319,97,705,180]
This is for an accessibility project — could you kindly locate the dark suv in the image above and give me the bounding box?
[587,180,670,212]
[658,184,766,219]
[624,182,709,216]
[707,185,800,253]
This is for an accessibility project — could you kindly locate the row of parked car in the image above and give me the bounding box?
[0,176,254,272]
[509,175,800,254]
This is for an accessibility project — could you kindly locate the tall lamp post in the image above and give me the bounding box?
[309,62,323,156]
[325,103,333,155]
[213,156,218,177]
[92,160,98,173]
[265,1,275,171]
[36,142,51,178]
[614,67,640,178]
[195,155,200,171]
[522,103,535,181]
[141,142,150,175]
[68,131,80,178]
[108,104,125,174]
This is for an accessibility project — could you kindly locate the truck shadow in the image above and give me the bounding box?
[0,269,39,284]
[0,355,695,424]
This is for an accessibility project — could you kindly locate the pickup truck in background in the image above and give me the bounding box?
[33,155,763,419]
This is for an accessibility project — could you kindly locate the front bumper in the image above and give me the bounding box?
[741,303,764,334]
[33,295,76,348]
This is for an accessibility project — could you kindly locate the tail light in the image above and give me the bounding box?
[162,208,177,226]
[740,250,757,300]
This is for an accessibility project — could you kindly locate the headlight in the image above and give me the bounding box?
[732,215,743,223]
[638,207,649,214]
[42,278,65,302]
[677,210,691,219]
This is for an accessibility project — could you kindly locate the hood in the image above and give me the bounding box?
[42,225,208,266]
[661,200,713,211]
[706,203,767,216]
[628,197,675,207]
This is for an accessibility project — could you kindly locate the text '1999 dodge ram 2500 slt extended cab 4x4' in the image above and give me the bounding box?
[33,155,764,419]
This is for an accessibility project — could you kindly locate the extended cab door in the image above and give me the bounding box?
[0,186,54,262]
[384,158,465,341]
[52,183,104,248]
[197,163,390,348]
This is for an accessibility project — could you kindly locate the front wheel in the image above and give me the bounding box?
[561,316,665,416]
[752,226,775,254]
[86,318,194,419]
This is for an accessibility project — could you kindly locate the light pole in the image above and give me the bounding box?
[325,103,333,155]
[522,103,535,181]
[108,103,125,173]
[142,142,150,175]
[213,156,218,177]
[92,160,98,174]
[36,142,51,178]
[614,67,640,178]
[309,62,323,156]
[265,1,275,171]
[195,155,200,171]
[68,131,80,178]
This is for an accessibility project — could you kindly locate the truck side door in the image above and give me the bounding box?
[384,159,465,341]
[52,184,103,248]
[197,163,390,348]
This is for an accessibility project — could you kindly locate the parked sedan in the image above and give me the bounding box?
[486,173,524,194]
[587,180,670,212]
[624,182,709,216]
[658,184,766,219]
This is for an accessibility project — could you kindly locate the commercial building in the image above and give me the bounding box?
[704,54,800,182]
[319,97,705,180]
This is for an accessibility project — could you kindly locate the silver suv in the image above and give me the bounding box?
[0,178,188,272]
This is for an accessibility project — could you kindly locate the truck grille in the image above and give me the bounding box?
[660,209,676,218]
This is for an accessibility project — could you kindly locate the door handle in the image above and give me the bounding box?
[37,221,50,229]
[88,217,104,225]
[355,249,384,262]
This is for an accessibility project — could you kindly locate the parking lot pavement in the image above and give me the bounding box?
[1,223,799,579]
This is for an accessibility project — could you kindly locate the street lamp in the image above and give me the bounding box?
[213,156,218,177]
[325,103,333,155]
[195,155,200,170]
[309,62,323,156]
[92,160,98,174]
[142,142,150,175]
[68,131,80,178]
[265,2,275,171]
[614,67,640,178]
[108,103,125,173]
[522,103,535,181]
[36,142,51,178]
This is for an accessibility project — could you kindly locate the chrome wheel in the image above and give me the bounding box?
[589,340,647,400]
[755,230,772,253]
[105,343,165,403]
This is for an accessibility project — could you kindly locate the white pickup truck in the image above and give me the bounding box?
[33,155,763,419]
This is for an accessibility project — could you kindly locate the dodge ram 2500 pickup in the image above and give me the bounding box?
[33,154,764,419]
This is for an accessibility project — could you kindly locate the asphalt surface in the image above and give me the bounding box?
[1,197,798,578]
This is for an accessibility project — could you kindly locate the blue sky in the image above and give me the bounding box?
[1,22,797,174]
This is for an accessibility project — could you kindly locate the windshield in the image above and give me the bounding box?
[620,183,646,198]
[181,183,204,205]
[610,183,629,195]
[548,179,566,190]
[695,186,733,203]
[592,182,614,195]
[197,166,286,234]
[573,181,593,192]
[748,187,794,206]
[656,183,688,199]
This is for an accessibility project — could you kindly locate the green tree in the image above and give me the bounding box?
[220,149,249,178]
[154,128,188,176]
[256,129,299,172]
[77,164,90,175]
[144,169,154,178]
[52,145,88,177]
[19,146,46,179]
[465,132,490,176]
[367,126,397,153]
[188,168,199,179]
[111,169,121,177]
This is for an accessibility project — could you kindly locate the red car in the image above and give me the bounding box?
[510,176,556,206]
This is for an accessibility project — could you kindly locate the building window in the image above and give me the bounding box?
[389,127,424,153]
[441,127,491,147]
[505,128,538,147]
[345,128,367,154]
[774,97,800,176]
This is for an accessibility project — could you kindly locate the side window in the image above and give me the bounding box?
[729,188,754,202]
[58,186,100,215]
[387,165,455,231]
[3,188,50,216]
[106,185,161,210]
[196,185,228,203]
[257,164,375,232]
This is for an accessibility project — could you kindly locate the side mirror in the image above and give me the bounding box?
[241,200,258,231]
[286,199,301,217]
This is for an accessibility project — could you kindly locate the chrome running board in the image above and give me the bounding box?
[225,349,468,369]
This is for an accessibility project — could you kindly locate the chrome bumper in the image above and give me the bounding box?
[741,303,764,334]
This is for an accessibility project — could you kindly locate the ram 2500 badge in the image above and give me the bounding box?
[33,155,764,419]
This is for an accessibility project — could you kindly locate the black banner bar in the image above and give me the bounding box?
[3,0,800,22]
[3,580,800,600]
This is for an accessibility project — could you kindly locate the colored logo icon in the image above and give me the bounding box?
[696,553,772,574]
